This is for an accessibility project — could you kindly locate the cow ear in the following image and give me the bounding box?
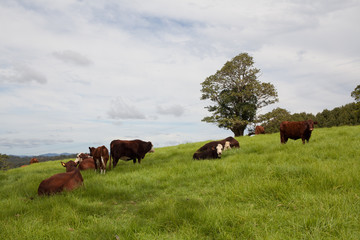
[61,162,66,167]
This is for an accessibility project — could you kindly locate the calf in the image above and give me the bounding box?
[193,144,223,160]
[30,157,39,164]
[75,153,95,171]
[255,126,265,135]
[280,120,318,144]
[37,161,83,196]
[89,146,110,174]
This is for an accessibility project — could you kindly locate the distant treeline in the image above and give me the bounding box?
[1,154,77,170]
[257,102,360,134]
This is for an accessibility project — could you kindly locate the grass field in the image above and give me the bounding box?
[1,125,360,239]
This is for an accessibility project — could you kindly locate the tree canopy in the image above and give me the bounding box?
[351,85,360,102]
[200,53,278,136]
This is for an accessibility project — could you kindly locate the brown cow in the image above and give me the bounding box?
[255,126,265,135]
[110,139,154,167]
[196,136,239,153]
[75,153,95,171]
[37,161,83,196]
[89,146,110,174]
[280,120,318,144]
[30,157,39,164]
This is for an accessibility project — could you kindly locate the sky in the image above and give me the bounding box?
[0,0,359,156]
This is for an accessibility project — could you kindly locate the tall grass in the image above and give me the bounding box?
[1,126,360,239]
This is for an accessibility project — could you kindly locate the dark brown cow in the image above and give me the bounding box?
[89,146,109,174]
[75,153,95,171]
[30,157,39,164]
[280,120,318,144]
[193,144,222,160]
[255,126,265,135]
[37,161,83,196]
[196,136,239,152]
[110,139,154,167]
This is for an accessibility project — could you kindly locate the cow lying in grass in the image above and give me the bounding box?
[75,153,95,171]
[193,143,223,160]
[37,161,84,196]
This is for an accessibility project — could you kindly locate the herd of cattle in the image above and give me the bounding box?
[35,120,317,196]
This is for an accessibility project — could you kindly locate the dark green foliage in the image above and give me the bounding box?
[259,103,360,133]
[316,102,360,128]
[0,154,9,171]
[351,85,360,102]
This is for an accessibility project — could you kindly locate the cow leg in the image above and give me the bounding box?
[113,158,118,168]
[101,156,106,174]
[133,159,136,164]
[94,158,98,172]
[138,158,141,164]
[301,138,305,144]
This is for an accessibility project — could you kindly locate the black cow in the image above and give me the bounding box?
[110,139,154,167]
[193,146,221,160]
[280,120,318,144]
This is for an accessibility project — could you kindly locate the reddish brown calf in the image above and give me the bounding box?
[37,161,83,196]
[255,126,265,135]
[89,146,110,174]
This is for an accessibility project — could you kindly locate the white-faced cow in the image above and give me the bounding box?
[75,153,95,171]
[89,146,109,174]
[193,143,223,160]
[37,161,83,196]
[280,120,318,144]
[110,139,154,167]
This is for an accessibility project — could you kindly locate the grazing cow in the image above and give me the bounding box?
[193,144,223,160]
[110,139,154,167]
[280,120,318,144]
[255,126,265,135]
[197,137,239,153]
[30,158,39,164]
[89,146,109,174]
[37,161,84,196]
[75,153,95,171]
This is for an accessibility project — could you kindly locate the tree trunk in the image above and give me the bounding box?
[231,124,247,137]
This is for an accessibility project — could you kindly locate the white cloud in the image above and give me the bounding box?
[52,50,92,66]
[107,97,146,120]
[0,64,47,84]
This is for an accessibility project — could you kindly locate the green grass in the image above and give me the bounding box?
[1,125,360,239]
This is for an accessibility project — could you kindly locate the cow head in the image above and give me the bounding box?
[306,120,318,131]
[223,141,231,150]
[61,161,79,172]
[75,153,89,163]
[89,147,95,156]
[148,142,155,153]
[216,143,223,157]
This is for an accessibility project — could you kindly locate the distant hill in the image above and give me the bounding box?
[5,153,77,169]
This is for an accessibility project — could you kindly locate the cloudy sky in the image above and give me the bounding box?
[0,0,359,156]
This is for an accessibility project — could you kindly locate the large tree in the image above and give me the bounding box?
[201,53,278,136]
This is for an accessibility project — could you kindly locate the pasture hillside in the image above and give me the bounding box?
[0,126,360,239]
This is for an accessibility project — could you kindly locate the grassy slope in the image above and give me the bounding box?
[0,126,360,239]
